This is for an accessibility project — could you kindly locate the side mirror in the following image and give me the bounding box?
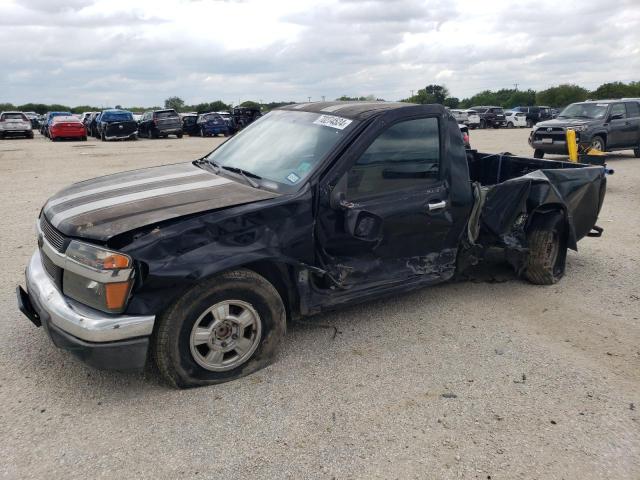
[329,173,348,209]
[609,113,624,121]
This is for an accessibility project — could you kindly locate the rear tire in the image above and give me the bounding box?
[526,119,533,128]
[480,120,486,129]
[533,149,544,159]
[525,214,567,285]
[507,121,514,129]
[634,147,640,158]
[153,269,286,389]
[177,133,183,139]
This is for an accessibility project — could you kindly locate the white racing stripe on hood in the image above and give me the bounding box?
[50,177,233,227]
[46,169,206,208]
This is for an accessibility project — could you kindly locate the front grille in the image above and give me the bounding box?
[40,249,63,289]
[40,215,66,253]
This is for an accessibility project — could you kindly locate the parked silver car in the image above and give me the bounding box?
[0,112,34,139]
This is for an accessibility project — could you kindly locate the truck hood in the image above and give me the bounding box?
[535,118,593,128]
[42,162,279,241]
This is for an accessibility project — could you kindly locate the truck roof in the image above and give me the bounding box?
[277,101,419,120]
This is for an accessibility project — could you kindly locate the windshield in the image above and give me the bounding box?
[101,111,133,122]
[558,103,608,119]
[205,110,356,191]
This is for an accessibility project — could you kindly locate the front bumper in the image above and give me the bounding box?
[17,250,155,370]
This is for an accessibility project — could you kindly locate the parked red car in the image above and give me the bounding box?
[49,116,87,141]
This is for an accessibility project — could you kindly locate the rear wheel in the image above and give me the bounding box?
[154,269,286,388]
[480,120,486,129]
[525,214,567,285]
[634,146,640,158]
[177,133,183,139]
[526,119,533,128]
[533,149,544,159]
[507,121,514,129]
[200,126,206,137]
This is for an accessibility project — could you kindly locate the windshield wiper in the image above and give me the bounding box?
[221,166,261,188]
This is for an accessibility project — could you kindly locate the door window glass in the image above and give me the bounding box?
[610,103,626,118]
[625,102,640,117]
[347,118,440,199]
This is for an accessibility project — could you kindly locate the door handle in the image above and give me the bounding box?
[427,200,447,211]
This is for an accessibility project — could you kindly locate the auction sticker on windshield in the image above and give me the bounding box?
[313,115,352,130]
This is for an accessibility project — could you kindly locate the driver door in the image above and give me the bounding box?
[314,115,459,290]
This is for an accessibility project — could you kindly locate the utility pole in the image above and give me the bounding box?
[308,96,311,102]
[513,83,519,91]
[321,95,325,102]
[410,90,414,97]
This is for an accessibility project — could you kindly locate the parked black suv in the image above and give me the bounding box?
[529,100,640,158]
[138,109,183,138]
[469,106,506,128]
[232,106,262,130]
[510,106,552,127]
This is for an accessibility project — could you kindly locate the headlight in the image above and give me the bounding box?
[63,241,134,313]
[568,125,589,132]
[66,240,131,270]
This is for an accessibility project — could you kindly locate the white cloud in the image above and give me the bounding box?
[0,0,638,106]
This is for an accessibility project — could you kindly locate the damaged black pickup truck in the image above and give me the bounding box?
[17,102,606,388]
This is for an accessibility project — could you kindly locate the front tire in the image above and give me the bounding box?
[634,146,640,158]
[507,121,514,129]
[525,214,567,285]
[533,149,544,159]
[590,135,605,152]
[154,269,286,388]
[480,120,486,129]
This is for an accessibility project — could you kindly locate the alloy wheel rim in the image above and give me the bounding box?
[189,300,262,372]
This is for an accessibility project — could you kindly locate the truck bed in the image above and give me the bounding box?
[466,151,606,248]
[467,151,585,186]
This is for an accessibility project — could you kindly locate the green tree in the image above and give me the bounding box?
[164,96,185,112]
[535,84,588,107]
[590,81,639,100]
[443,97,459,108]
[424,84,449,104]
[0,102,16,111]
[191,101,231,113]
[239,100,261,109]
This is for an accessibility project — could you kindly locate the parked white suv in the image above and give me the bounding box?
[505,111,528,128]
[464,109,481,129]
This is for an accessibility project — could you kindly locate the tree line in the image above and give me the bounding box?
[2,81,638,115]
[400,81,640,109]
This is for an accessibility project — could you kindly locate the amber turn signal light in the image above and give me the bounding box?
[105,281,132,310]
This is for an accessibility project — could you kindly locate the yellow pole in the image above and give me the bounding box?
[566,128,578,163]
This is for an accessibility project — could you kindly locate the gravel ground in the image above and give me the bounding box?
[1,129,639,479]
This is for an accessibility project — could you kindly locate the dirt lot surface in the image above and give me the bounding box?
[1,129,639,479]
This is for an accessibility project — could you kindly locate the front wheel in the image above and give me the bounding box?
[176,133,183,138]
[590,135,606,152]
[525,214,567,285]
[533,149,544,159]
[479,120,486,129]
[507,121,514,129]
[153,269,286,388]
[634,146,640,158]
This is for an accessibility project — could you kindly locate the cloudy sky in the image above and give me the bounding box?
[1,0,639,107]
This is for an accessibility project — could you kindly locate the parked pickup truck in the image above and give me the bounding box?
[17,102,606,388]
[529,99,640,158]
